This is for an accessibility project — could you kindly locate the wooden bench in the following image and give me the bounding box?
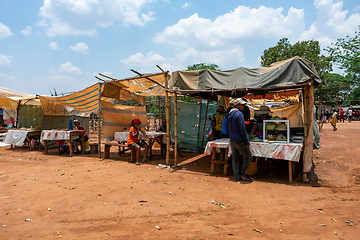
[103,142,136,162]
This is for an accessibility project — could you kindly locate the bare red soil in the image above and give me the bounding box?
[1,121,359,239]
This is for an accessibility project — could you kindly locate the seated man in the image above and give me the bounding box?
[127,119,149,165]
[158,119,184,157]
[73,119,89,153]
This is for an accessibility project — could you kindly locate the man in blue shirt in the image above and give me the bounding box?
[227,98,253,182]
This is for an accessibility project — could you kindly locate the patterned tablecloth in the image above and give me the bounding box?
[204,138,303,162]
[114,131,164,143]
[40,130,85,145]
[5,130,40,146]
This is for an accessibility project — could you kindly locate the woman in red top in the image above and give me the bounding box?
[127,119,149,165]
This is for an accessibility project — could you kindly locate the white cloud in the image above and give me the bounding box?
[299,0,360,46]
[38,0,155,36]
[182,2,190,8]
[69,42,89,54]
[0,54,12,66]
[154,6,304,49]
[21,26,32,36]
[0,22,13,38]
[58,62,82,74]
[121,52,167,68]
[0,73,15,81]
[49,41,60,50]
[173,47,245,70]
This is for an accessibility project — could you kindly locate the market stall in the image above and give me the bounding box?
[169,56,320,182]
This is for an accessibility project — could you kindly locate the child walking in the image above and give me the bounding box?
[127,119,149,165]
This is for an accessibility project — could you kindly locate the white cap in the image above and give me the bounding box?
[233,98,247,106]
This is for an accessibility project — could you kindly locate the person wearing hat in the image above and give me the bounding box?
[249,106,272,139]
[127,119,149,165]
[227,98,253,182]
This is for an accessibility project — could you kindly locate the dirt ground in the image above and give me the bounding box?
[1,121,360,239]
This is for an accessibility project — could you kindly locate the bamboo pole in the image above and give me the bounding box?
[200,100,210,152]
[165,74,170,165]
[174,92,178,167]
[98,82,102,158]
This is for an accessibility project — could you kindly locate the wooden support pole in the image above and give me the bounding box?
[165,74,170,166]
[288,161,293,184]
[98,82,102,158]
[15,100,21,128]
[174,92,178,167]
[200,100,210,152]
[302,83,314,182]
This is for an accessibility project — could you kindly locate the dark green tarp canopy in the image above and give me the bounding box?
[169,56,321,100]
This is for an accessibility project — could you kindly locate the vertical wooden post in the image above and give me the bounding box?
[303,83,314,182]
[98,82,102,158]
[165,74,171,165]
[15,100,21,128]
[174,92,178,167]
[201,100,210,152]
[288,161,292,184]
[158,96,161,127]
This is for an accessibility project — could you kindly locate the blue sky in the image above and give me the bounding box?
[0,0,359,96]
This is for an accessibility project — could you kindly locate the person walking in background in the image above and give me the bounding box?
[330,109,338,131]
[355,109,359,121]
[227,98,253,182]
[348,108,353,123]
[339,108,345,123]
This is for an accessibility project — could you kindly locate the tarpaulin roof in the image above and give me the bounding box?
[0,87,38,109]
[169,56,321,100]
[39,83,113,116]
[101,72,168,104]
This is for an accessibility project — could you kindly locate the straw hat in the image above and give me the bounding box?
[255,106,272,115]
[233,98,247,106]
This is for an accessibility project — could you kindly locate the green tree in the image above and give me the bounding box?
[186,63,221,71]
[314,73,350,106]
[326,25,360,82]
[260,38,332,79]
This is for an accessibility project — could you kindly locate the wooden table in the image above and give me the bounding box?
[40,130,85,157]
[204,138,303,183]
[5,129,42,150]
[114,131,165,160]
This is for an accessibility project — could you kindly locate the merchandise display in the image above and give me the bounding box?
[263,120,290,143]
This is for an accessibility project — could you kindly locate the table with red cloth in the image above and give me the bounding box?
[204,138,303,183]
[40,130,85,157]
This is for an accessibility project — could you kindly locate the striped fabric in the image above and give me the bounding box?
[101,101,147,138]
[41,83,113,114]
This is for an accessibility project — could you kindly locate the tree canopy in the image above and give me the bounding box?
[186,63,221,71]
[326,25,360,82]
[260,38,332,80]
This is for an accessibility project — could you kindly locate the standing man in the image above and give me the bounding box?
[227,98,253,182]
[348,108,353,123]
[339,108,345,123]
